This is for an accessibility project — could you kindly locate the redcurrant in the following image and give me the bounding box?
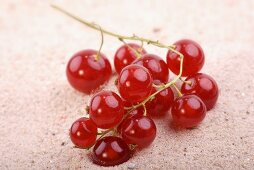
[118,64,153,103]
[133,54,169,83]
[66,49,112,93]
[89,91,124,129]
[69,117,97,148]
[121,115,156,148]
[114,43,147,74]
[92,136,131,166]
[117,107,144,133]
[181,73,218,110]
[166,39,205,76]
[171,94,206,128]
[146,86,174,117]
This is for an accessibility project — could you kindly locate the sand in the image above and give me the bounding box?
[0,0,254,169]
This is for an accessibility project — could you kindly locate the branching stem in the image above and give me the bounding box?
[51,4,185,117]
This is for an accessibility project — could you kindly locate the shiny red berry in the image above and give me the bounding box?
[133,54,169,83]
[166,39,205,76]
[92,136,131,166]
[117,107,144,133]
[66,49,112,93]
[121,115,156,148]
[122,99,133,108]
[118,64,153,103]
[146,86,174,117]
[114,43,147,74]
[171,94,206,128]
[89,91,124,129]
[127,107,145,117]
[181,73,219,110]
[69,117,97,148]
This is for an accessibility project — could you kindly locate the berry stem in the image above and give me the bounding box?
[119,38,142,59]
[152,83,163,89]
[94,26,104,61]
[51,5,176,51]
[179,77,192,85]
[142,104,147,116]
[97,128,113,140]
[139,40,144,52]
[172,83,183,97]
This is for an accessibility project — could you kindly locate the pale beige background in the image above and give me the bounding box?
[0,0,254,169]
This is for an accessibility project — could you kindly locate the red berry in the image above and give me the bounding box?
[118,64,153,103]
[146,86,174,117]
[89,91,124,129]
[122,99,132,108]
[92,136,131,166]
[121,115,156,148]
[117,107,144,133]
[66,49,112,93]
[70,117,97,148]
[166,39,205,76]
[133,54,169,83]
[128,107,145,117]
[181,73,219,110]
[114,43,147,74]
[171,95,206,128]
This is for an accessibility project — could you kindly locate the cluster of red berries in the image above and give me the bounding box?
[66,39,218,166]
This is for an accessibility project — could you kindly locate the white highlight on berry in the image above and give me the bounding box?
[180,108,185,114]
[78,70,84,75]
[102,153,107,158]
[123,59,128,64]
[126,81,130,87]
[97,108,102,114]
[77,131,81,136]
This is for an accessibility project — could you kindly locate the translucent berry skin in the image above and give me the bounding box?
[166,39,205,76]
[66,49,112,93]
[121,115,156,148]
[127,107,144,117]
[92,136,131,166]
[114,43,147,74]
[89,91,124,129]
[133,54,169,83]
[69,117,97,148]
[122,99,133,108]
[117,107,144,133]
[146,87,174,117]
[118,64,153,103]
[171,95,207,128]
[181,73,219,110]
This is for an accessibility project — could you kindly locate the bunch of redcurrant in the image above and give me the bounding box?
[53,5,219,167]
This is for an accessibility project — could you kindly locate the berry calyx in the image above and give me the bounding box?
[114,43,147,74]
[133,54,169,83]
[120,115,156,148]
[66,49,112,93]
[166,39,205,76]
[171,94,206,128]
[89,90,124,129]
[70,117,97,148]
[118,64,153,103]
[181,73,219,110]
[92,136,131,166]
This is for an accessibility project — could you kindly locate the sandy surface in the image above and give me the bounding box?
[0,0,254,169]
